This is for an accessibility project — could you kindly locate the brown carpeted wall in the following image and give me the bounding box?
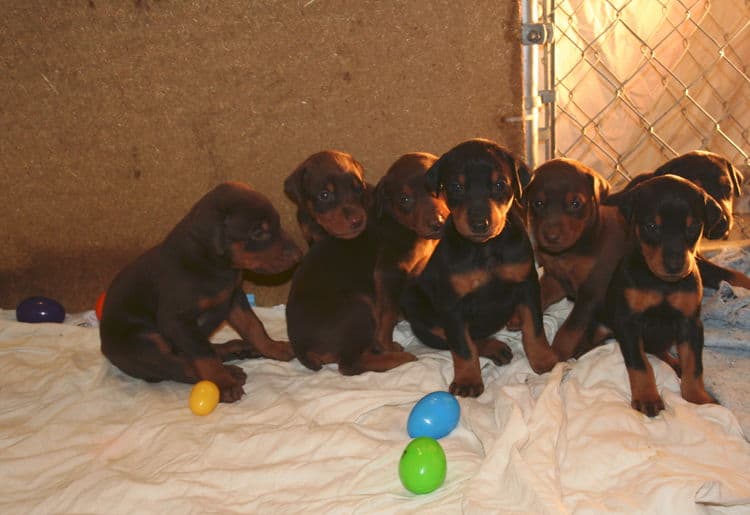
[0,0,525,311]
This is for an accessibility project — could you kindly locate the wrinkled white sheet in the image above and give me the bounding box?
[1,303,749,514]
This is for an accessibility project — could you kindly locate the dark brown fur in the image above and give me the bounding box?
[522,158,627,360]
[283,150,370,246]
[285,155,417,375]
[373,152,449,353]
[100,182,302,403]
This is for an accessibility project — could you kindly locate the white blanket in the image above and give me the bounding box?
[1,303,749,514]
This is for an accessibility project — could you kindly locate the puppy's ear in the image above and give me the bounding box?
[373,180,388,218]
[351,157,367,181]
[425,159,442,196]
[521,173,539,208]
[188,203,228,258]
[511,157,529,202]
[283,164,306,205]
[605,188,637,223]
[728,161,744,198]
[590,173,611,203]
[703,194,725,233]
[362,180,376,212]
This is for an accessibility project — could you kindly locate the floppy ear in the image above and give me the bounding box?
[521,172,539,208]
[283,164,306,205]
[373,180,388,218]
[425,158,442,195]
[362,180,376,212]
[728,161,744,198]
[187,201,228,258]
[590,173,611,203]
[510,156,528,202]
[604,187,638,223]
[351,157,367,181]
[621,172,654,193]
[703,194,724,233]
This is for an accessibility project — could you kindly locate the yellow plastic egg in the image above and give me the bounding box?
[189,380,220,416]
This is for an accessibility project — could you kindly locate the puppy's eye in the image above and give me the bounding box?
[249,227,271,241]
[317,190,333,202]
[399,194,412,207]
[533,199,545,209]
[569,199,582,210]
[494,181,507,193]
[448,183,464,194]
[643,222,658,233]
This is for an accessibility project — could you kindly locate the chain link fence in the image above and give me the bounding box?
[526,0,750,236]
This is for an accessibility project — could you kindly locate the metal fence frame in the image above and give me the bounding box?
[520,0,750,187]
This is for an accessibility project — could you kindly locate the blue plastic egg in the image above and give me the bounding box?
[407,391,460,439]
[16,296,66,324]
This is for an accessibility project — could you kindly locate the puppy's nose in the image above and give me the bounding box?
[543,230,560,243]
[663,252,685,274]
[470,217,490,233]
[350,214,364,229]
[430,214,446,233]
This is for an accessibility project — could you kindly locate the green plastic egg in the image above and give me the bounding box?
[398,437,447,494]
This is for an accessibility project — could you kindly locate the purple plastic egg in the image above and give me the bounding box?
[16,296,66,324]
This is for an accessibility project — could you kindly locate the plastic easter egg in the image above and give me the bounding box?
[398,437,447,494]
[407,391,460,439]
[95,292,106,320]
[189,380,220,416]
[16,296,66,324]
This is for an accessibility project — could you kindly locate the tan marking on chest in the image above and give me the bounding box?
[494,261,533,283]
[667,290,701,317]
[540,253,596,293]
[624,288,663,313]
[450,269,492,296]
[399,239,440,277]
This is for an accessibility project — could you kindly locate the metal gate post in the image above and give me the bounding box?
[520,0,553,169]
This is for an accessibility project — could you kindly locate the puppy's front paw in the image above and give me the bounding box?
[528,348,559,374]
[449,379,484,398]
[215,364,247,403]
[631,395,665,417]
[505,314,522,332]
[477,338,513,365]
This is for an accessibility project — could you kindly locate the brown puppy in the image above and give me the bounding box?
[373,152,450,353]
[400,139,558,397]
[624,150,750,289]
[602,175,722,416]
[286,156,417,375]
[523,158,627,360]
[100,182,302,403]
[283,150,370,246]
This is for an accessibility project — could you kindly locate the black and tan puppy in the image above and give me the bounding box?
[283,150,370,246]
[522,158,627,360]
[286,156,417,375]
[400,139,558,397]
[624,150,750,289]
[602,175,722,416]
[373,152,450,353]
[649,150,743,239]
[100,182,302,403]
